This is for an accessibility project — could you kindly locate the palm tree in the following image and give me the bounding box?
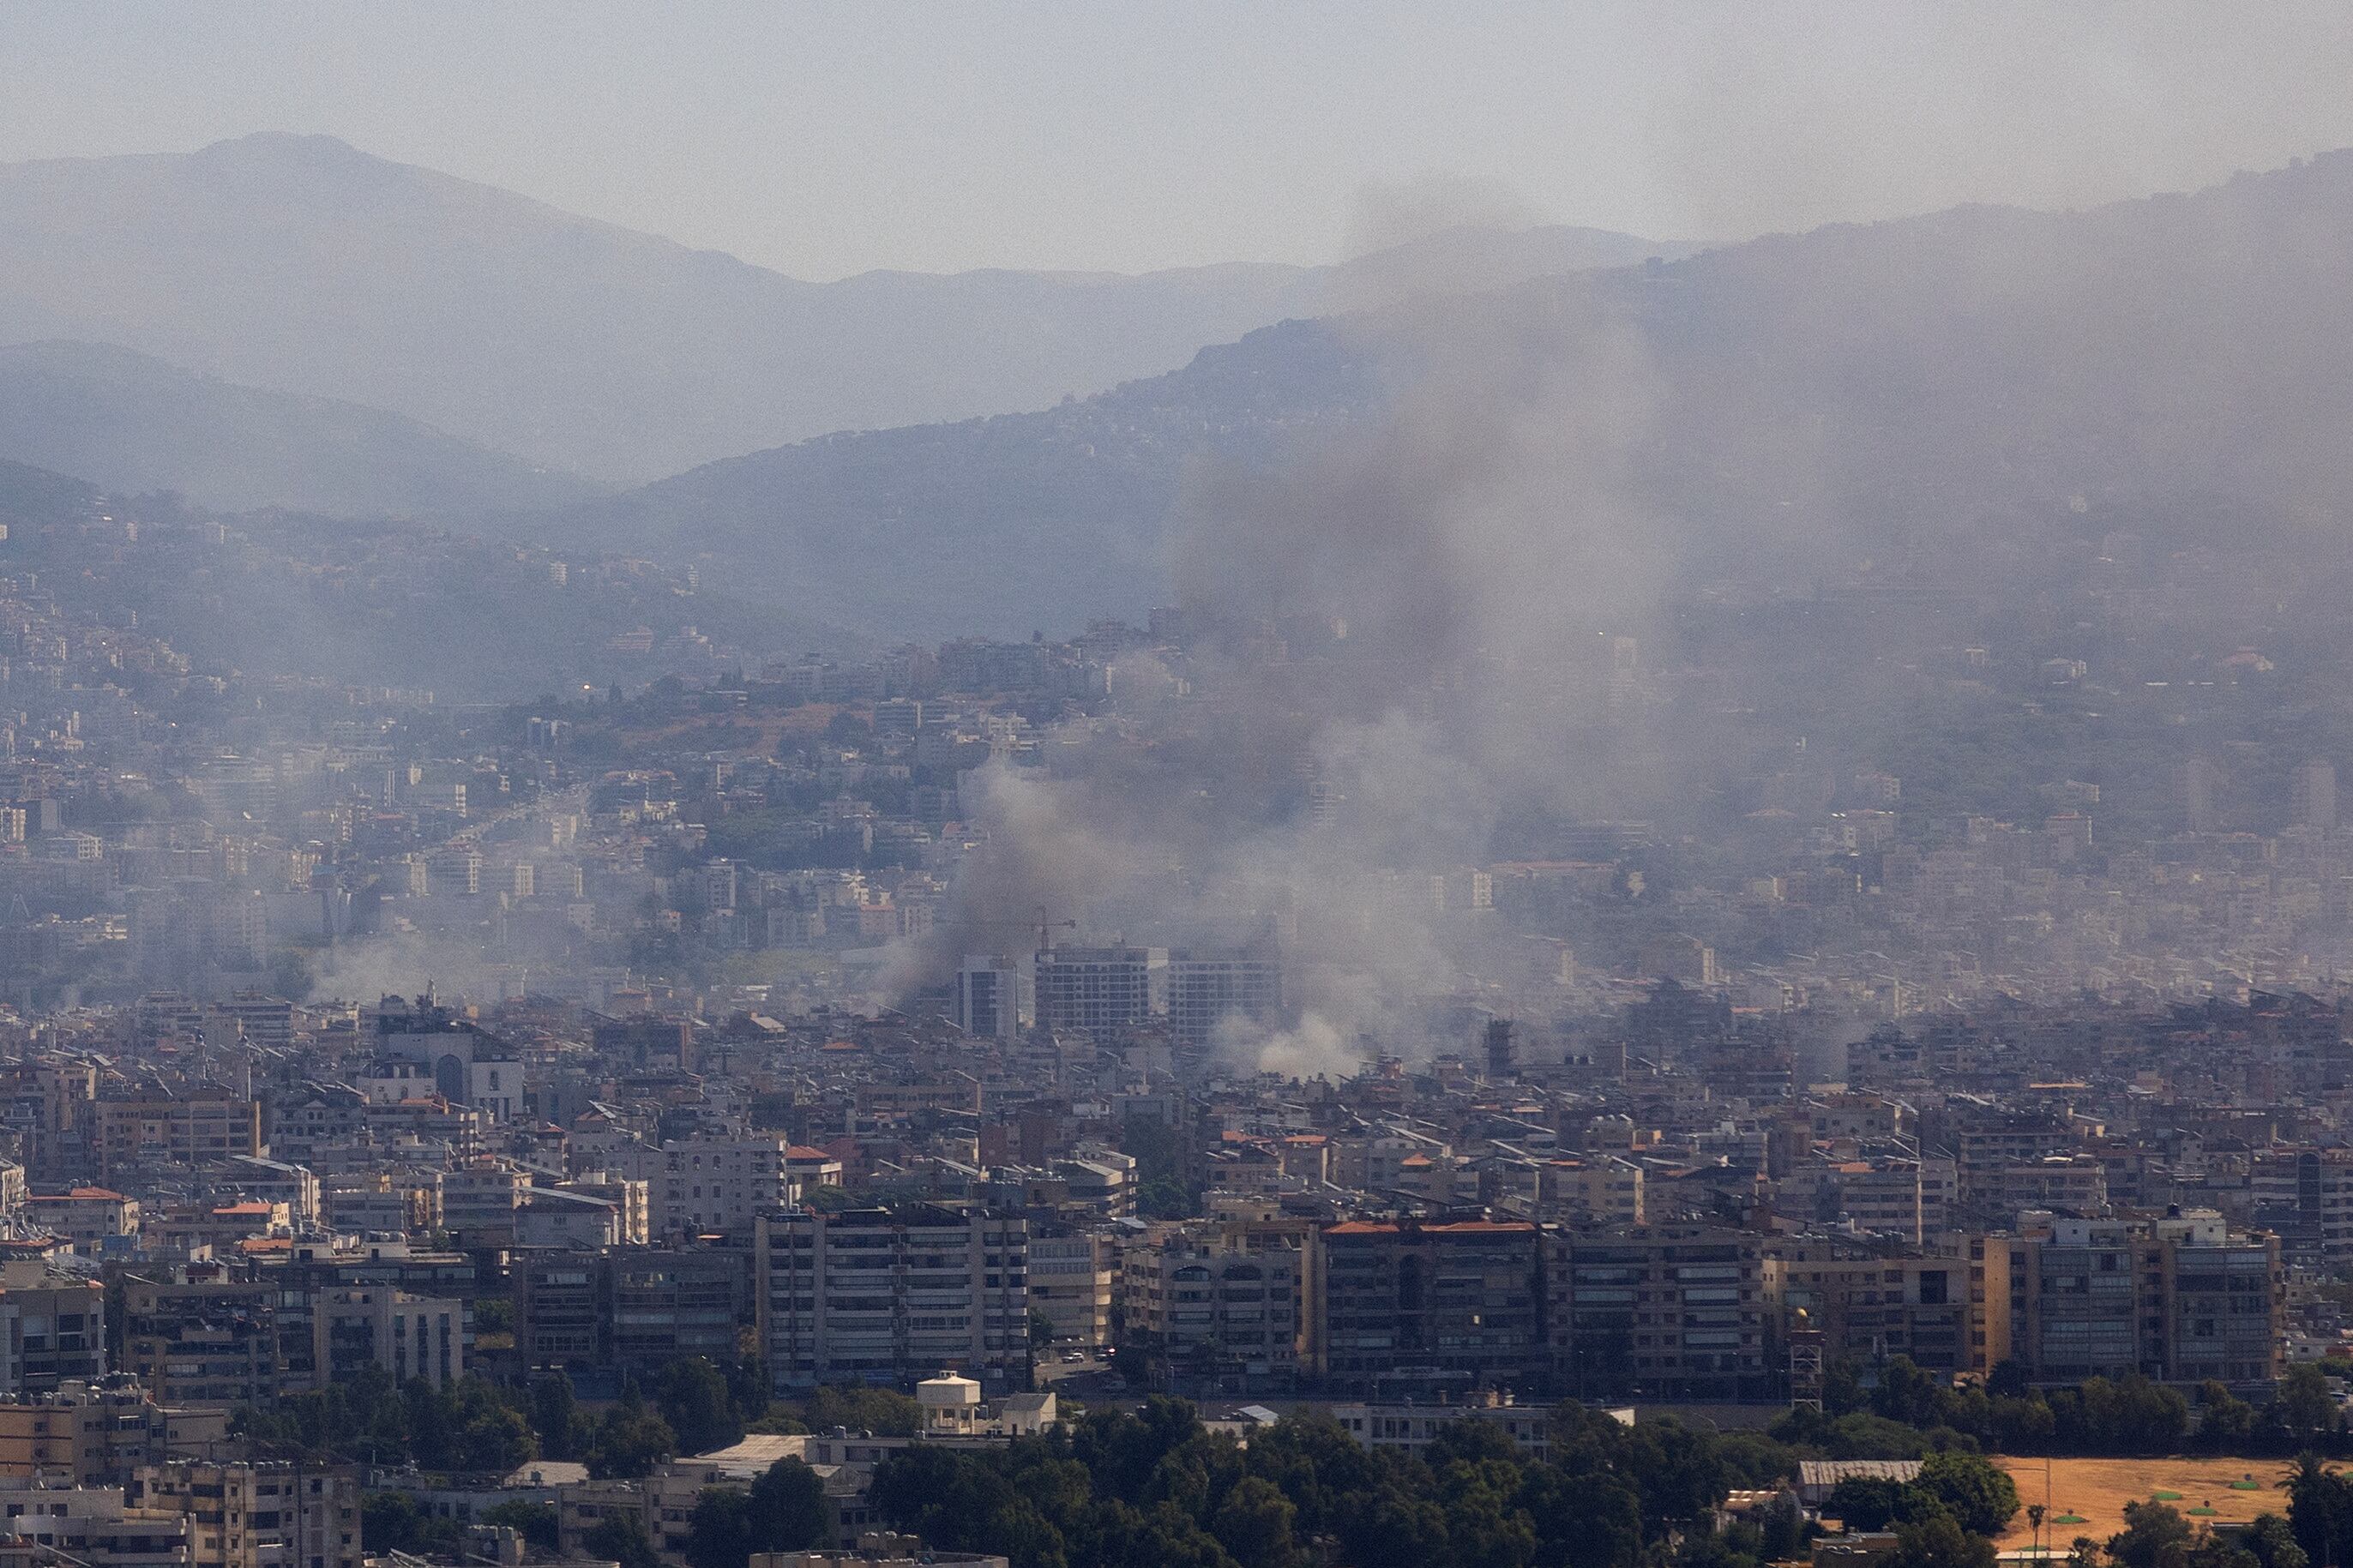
[2029,1503,2048,1559]
[2282,1452,2339,1568]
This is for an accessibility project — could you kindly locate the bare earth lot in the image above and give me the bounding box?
[1990,1457,2295,1551]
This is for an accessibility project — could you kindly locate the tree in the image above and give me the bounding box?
[1428,1420,1523,1470]
[800,1385,924,1438]
[459,1405,538,1473]
[743,1459,831,1559]
[531,1374,587,1460]
[1820,1413,1932,1459]
[1875,1358,1952,1429]
[587,1402,679,1478]
[1913,1451,2020,1537]
[360,1491,423,1553]
[2196,1383,2258,1451]
[584,1517,664,1568]
[2109,1503,2195,1568]
[2281,1367,2338,1436]
[1519,1464,1642,1568]
[1210,1476,1301,1568]
[1988,1361,2033,1399]
[2284,1455,2353,1568]
[1342,1492,1450,1568]
[1890,1511,1996,1568]
[1827,1476,1908,1531]
[362,1492,461,1557]
[659,1356,747,1456]
[728,1356,772,1425]
[2248,1514,2312,1568]
[684,1488,757,1568]
[481,1500,560,1553]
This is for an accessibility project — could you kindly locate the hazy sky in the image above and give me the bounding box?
[7,2,2353,280]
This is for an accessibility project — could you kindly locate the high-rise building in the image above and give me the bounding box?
[1026,1230,1114,1348]
[1124,1218,1304,1389]
[2003,1211,2280,1391]
[1307,1217,1543,1393]
[1032,946,1164,1038]
[954,955,1022,1041]
[1769,1240,2010,1380]
[2252,1147,2353,1267]
[1165,950,1284,1049]
[2179,756,2224,833]
[1484,1018,1516,1081]
[1544,1226,1772,1401]
[312,1288,467,1391]
[754,1205,1031,1394]
[2294,759,2338,832]
[514,1248,749,1385]
[123,1273,280,1409]
[0,1271,106,1395]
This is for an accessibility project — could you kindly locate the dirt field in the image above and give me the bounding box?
[1990,1457,2295,1551]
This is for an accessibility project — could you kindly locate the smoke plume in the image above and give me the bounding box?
[892,214,1688,1075]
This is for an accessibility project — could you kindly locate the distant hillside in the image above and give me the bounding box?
[0,457,856,699]
[0,340,599,517]
[0,133,1690,484]
[546,150,2353,637]
[0,454,105,524]
[549,318,1386,634]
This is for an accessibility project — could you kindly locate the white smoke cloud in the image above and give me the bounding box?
[888,203,1687,1075]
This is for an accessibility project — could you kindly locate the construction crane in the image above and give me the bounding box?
[965,907,1077,953]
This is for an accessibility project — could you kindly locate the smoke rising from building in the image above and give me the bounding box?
[891,239,1688,1074]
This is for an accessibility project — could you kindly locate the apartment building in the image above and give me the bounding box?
[2003,1210,2281,1391]
[24,1189,141,1253]
[1032,946,1163,1039]
[661,1132,797,1238]
[312,1289,467,1391]
[1164,951,1284,1049]
[754,1206,1031,1393]
[1123,1221,1303,1389]
[0,1478,188,1568]
[439,1163,526,1247]
[0,1381,232,1486]
[1307,1218,1541,1393]
[1983,1156,2110,1221]
[1534,1157,1645,1228]
[1327,1399,1559,1463]
[129,1461,361,1568]
[513,1249,749,1384]
[1953,1112,2083,1214]
[1770,1242,2012,1379]
[0,1272,107,1397]
[92,1091,262,1177]
[122,1275,280,1410]
[1026,1231,1113,1348]
[1544,1226,1772,1402]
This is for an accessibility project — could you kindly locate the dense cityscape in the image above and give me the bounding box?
[5,13,2353,1568]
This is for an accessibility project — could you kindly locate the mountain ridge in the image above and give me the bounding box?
[0,339,601,517]
[0,132,1690,484]
[538,147,2353,638]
